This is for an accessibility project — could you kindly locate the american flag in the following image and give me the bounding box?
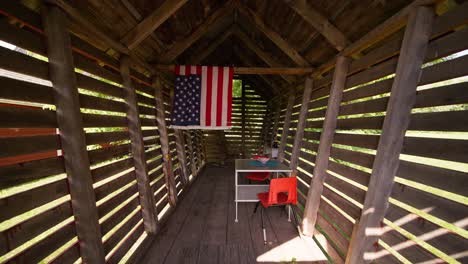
[171,65,234,129]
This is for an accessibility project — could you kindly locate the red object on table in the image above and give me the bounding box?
[245,172,270,182]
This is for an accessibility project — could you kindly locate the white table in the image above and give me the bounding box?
[234,159,292,222]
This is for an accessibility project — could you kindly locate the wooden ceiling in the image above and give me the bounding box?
[22,0,414,98]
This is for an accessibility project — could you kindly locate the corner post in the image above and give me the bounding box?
[289,77,313,171]
[120,56,158,234]
[42,4,105,263]
[301,55,351,236]
[346,6,434,263]
[241,79,246,157]
[153,77,178,206]
[278,91,296,162]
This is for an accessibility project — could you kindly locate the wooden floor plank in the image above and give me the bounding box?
[141,164,327,264]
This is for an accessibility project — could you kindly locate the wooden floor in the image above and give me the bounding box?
[141,163,328,264]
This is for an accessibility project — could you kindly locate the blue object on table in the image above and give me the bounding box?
[249,159,280,167]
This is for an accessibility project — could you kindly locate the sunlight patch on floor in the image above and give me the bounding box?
[256,236,328,263]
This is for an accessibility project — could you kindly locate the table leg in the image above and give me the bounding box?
[235,170,238,222]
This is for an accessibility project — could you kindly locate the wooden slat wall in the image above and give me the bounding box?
[286,3,468,263]
[225,83,268,158]
[0,10,78,263]
[0,3,188,262]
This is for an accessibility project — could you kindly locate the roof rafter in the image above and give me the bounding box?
[236,3,310,66]
[285,0,349,51]
[159,0,236,63]
[120,0,188,50]
[233,27,295,84]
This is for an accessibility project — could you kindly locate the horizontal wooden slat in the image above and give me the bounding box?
[0,135,60,159]
[346,57,398,89]
[0,179,69,223]
[88,144,131,165]
[82,113,127,128]
[0,106,57,128]
[419,55,468,86]
[0,46,49,80]
[79,94,126,113]
[0,157,65,189]
[95,171,135,201]
[1,202,72,251]
[396,160,467,197]
[0,76,53,104]
[408,111,468,131]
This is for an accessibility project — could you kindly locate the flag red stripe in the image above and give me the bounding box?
[216,67,224,126]
[175,65,181,75]
[227,67,234,126]
[205,67,213,126]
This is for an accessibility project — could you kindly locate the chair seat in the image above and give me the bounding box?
[257,192,289,208]
[245,172,270,181]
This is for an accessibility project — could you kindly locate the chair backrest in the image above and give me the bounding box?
[268,177,297,205]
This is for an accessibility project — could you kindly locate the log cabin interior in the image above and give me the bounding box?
[0,0,467,263]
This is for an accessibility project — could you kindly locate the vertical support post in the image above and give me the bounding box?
[301,56,351,236]
[120,56,158,234]
[174,129,189,185]
[289,77,313,171]
[153,77,178,206]
[278,91,295,162]
[241,79,246,157]
[185,131,197,177]
[347,6,434,263]
[42,5,105,263]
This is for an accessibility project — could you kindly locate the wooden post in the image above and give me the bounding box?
[120,56,158,234]
[346,6,434,263]
[42,5,105,263]
[278,91,296,162]
[153,77,178,206]
[289,77,313,171]
[185,131,197,177]
[174,129,189,185]
[301,56,351,236]
[241,79,246,158]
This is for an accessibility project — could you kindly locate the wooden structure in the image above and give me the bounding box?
[0,1,467,263]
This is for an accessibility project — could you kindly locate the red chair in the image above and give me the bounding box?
[254,177,297,244]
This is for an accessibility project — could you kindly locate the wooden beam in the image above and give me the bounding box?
[46,0,129,54]
[289,77,313,171]
[120,56,159,234]
[311,0,441,78]
[278,91,296,162]
[154,64,313,75]
[121,0,188,50]
[159,1,234,63]
[153,77,178,206]
[301,56,350,236]
[241,80,246,158]
[237,3,310,66]
[174,129,189,185]
[234,27,296,83]
[41,4,105,263]
[346,6,434,263]
[285,0,349,51]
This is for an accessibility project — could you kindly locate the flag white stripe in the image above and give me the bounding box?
[221,67,229,126]
[211,67,218,125]
[200,66,208,126]
[179,65,185,75]
[190,65,197,74]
